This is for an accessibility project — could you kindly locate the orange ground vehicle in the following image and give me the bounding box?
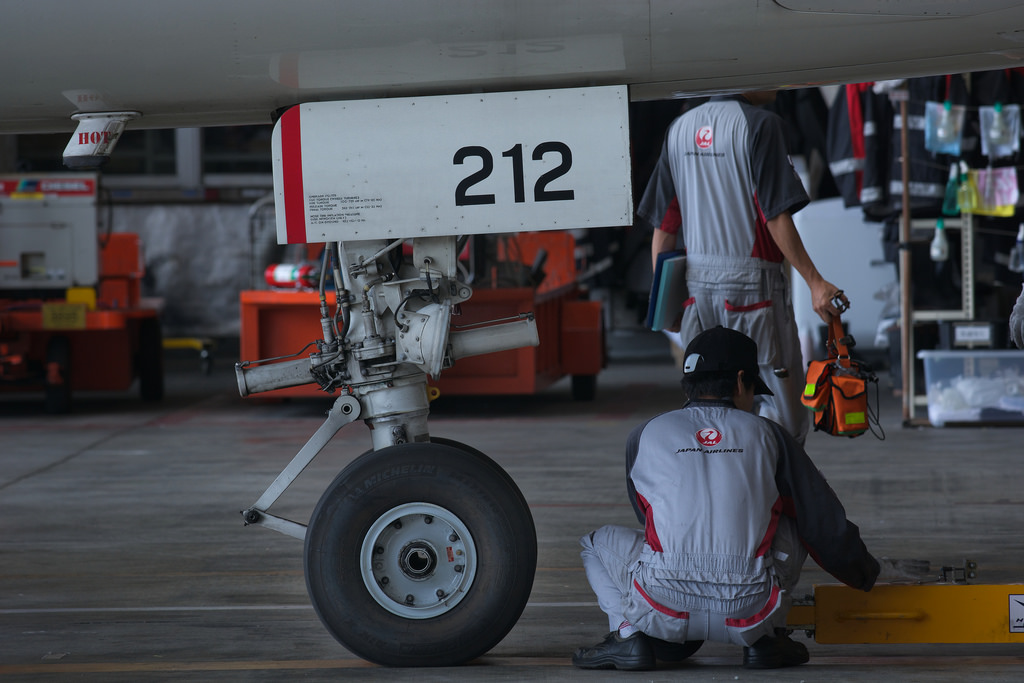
[239,231,604,401]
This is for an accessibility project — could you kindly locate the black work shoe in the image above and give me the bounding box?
[648,637,703,662]
[742,632,809,669]
[572,631,656,671]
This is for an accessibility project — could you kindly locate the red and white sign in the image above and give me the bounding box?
[272,86,632,244]
[0,176,97,199]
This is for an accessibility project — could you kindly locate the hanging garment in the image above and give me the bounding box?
[827,83,872,208]
[829,75,970,222]
[886,76,969,217]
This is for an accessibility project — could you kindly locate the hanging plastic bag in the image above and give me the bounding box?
[802,314,883,439]
[979,103,1021,160]
[924,100,966,156]
[971,167,1019,217]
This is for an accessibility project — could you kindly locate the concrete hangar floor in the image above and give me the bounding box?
[1,331,1023,682]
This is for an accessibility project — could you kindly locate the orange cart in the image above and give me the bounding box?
[239,231,604,400]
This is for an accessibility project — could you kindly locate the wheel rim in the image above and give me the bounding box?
[359,502,477,619]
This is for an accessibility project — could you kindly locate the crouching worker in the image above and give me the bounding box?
[574,326,885,671]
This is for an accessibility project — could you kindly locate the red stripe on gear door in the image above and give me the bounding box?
[280,106,307,244]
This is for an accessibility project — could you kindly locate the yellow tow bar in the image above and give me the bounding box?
[788,563,1024,643]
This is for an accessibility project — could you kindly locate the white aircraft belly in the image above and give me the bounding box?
[2,0,1024,132]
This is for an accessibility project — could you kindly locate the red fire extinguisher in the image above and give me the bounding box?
[264,263,318,289]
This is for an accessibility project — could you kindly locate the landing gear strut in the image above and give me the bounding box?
[236,237,539,666]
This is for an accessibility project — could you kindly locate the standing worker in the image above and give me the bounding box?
[638,91,847,444]
[572,326,927,671]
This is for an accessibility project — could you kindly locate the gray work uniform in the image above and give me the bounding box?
[637,95,811,443]
[580,399,878,647]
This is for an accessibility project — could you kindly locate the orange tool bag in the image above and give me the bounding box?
[801,314,883,439]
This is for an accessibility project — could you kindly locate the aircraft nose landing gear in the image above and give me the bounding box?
[236,87,631,666]
[234,235,540,666]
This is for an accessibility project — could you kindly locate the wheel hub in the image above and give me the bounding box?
[360,502,477,619]
[399,542,437,579]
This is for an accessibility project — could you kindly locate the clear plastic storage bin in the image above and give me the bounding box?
[917,349,1024,426]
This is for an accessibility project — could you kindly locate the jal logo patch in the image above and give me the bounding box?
[695,126,713,149]
[696,428,722,447]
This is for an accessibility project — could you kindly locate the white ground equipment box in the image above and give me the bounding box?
[0,175,99,293]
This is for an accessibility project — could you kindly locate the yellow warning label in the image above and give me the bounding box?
[42,303,87,329]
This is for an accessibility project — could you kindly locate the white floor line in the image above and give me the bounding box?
[0,601,599,615]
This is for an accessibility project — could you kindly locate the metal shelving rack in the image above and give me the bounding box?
[902,214,975,421]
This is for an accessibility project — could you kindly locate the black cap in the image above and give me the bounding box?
[682,326,773,395]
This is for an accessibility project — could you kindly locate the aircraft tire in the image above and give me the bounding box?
[305,440,537,667]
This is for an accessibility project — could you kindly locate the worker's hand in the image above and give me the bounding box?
[876,557,932,584]
[1010,286,1024,349]
[667,313,682,334]
[810,279,849,325]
